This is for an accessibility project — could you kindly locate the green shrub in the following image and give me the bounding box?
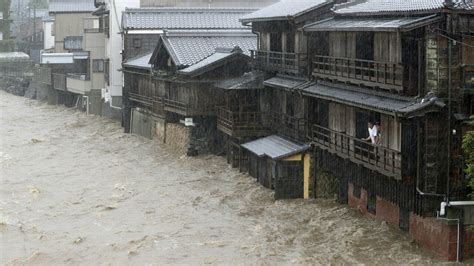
[462,117,474,199]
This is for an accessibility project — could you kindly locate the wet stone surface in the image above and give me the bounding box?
[0,91,444,264]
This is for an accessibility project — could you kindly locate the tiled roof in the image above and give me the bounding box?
[179,47,247,76]
[49,0,95,13]
[240,0,328,23]
[123,53,153,70]
[301,81,445,117]
[334,0,474,16]
[242,135,310,160]
[304,15,441,32]
[161,31,257,67]
[123,8,254,30]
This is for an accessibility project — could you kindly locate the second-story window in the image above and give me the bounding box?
[92,59,104,73]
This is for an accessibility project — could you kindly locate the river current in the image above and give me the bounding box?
[0,91,446,264]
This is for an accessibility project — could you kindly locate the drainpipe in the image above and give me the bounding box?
[436,212,460,262]
[447,12,452,205]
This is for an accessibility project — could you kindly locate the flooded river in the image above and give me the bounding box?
[0,91,443,264]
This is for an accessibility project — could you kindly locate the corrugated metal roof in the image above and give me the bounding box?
[240,0,328,23]
[161,31,257,67]
[263,75,308,90]
[49,0,95,13]
[123,53,153,70]
[214,72,264,90]
[241,135,310,160]
[301,81,444,117]
[304,15,440,32]
[123,8,254,30]
[334,0,473,15]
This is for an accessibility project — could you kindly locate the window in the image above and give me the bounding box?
[132,38,142,48]
[92,59,104,73]
[104,59,110,85]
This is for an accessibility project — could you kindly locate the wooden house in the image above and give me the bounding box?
[300,0,474,261]
[146,29,257,155]
[237,0,343,199]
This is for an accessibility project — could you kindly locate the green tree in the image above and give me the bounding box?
[462,118,474,199]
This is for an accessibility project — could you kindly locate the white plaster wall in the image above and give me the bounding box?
[43,21,54,50]
[106,0,140,102]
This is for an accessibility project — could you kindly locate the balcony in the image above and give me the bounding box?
[312,55,404,93]
[216,107,270,138]
[251,50,308,75]
[163,98,215,117]
[66,73,91,95]
[53,73,66,91]
[270,112,308,142]
[128,93,165,118]
[310,124,402,179]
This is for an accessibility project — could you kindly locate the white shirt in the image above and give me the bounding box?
[368,126,378,144]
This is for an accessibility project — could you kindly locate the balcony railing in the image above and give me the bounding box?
[251,50,307,75]
[52,73,66,91]
[271,112,308,142]
[67,73,89,81]
[129,92,153,107]
[311,124,402,179]
[66,75,91,95]
[216,107,270,137]
[163,98,215,116]
[312,55,404,93]
[128,93,165,117]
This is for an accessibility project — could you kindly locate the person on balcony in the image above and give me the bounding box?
[362,121,378,145]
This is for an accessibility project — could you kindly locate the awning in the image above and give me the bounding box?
[241,135,310,160]
[304,15,441,32]
[41,53,74,64]
[301,81,445,117]
[263,75,310,90]
[40,52,89,64]
[214,72,264,90]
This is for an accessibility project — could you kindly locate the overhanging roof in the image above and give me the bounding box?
[178,47,249,77]
[263,75,309,90]
[214,72,264,90]
[153,30,257,68]
[301,81,445,117]
[240,0,328,23]
[304,15,441,32]
[332,0,474,16]
[242,135,310,160]
[123,53,153,70]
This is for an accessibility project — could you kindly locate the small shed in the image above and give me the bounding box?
[242,135,311,200]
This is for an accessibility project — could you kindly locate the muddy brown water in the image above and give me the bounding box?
[0,91,450,264]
